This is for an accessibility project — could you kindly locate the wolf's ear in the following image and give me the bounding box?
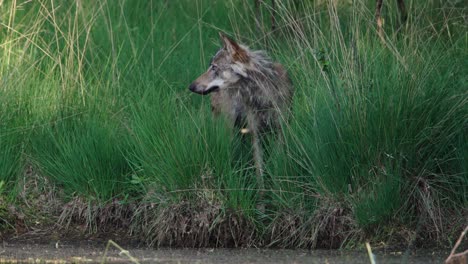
[219,32,249,63]
[219,32,237,53]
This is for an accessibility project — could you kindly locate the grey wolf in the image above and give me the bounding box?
[188,32,293,204]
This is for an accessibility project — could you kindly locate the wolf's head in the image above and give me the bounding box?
[188,32,250,95]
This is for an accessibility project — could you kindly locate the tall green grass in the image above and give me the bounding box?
[31,113,130,201]
[0,94,24,196]
[0,0,465,247]
[261,1,467,243]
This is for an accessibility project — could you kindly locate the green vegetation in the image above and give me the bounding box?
[0,0,466,248]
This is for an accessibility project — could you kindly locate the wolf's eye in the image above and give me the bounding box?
[210,65,219,75]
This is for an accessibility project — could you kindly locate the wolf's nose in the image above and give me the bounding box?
[189,83,197,92]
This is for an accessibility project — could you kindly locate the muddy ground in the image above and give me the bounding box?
[0,239,448,264]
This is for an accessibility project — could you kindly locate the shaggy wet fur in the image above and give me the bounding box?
[189,33,293,202]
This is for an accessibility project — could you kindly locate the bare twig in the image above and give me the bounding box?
[366,242,377,264]
[445,226,468,264]
[101,240,140,264]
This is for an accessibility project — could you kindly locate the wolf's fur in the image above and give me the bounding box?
[189,32,293,204]
[375,0,407,41]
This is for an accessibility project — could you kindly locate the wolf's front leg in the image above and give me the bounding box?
[248,113,265,213]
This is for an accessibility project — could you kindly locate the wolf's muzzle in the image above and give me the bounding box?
[189,83,219,95]
[189,83,198,93]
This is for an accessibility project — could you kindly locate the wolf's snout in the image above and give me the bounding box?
[189,83,197,92]
[189,83,219,95]
[189,83,205,94]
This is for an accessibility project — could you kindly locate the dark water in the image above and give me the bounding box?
[0,241,448,263]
